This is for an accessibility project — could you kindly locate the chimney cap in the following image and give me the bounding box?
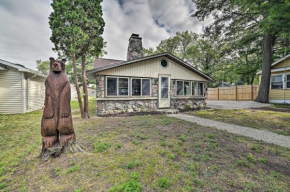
[129,33,142,40]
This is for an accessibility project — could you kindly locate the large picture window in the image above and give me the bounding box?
[132,78,151,96]
[271,75,283,89]
[106,77,129,97]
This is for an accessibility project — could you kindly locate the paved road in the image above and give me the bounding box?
[207,100,271,110]
[168,113,290,148]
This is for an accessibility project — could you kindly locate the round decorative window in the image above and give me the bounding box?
[160,59,168,68]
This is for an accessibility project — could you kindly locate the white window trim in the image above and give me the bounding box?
[270,74,284,90]
[106,76,129,97]
[131,78,151,97]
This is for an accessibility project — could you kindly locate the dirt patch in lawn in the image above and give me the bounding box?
[1,110,290,191]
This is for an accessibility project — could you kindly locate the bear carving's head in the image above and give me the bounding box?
[49,57,66,75]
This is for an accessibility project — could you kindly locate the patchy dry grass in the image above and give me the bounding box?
[188,108,290,136]
[0,101,290,191]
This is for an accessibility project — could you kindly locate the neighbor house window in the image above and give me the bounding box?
[132,78,151,96]
[106,77,129,97]
[271,75,283,89]
[192,81,204,96]
[287,75,290,89]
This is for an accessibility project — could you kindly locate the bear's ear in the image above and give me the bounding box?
[49,57,55,70]
[49,57,55,62]
[61,58,67,63]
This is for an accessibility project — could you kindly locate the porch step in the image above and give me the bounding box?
[156,109,179,114]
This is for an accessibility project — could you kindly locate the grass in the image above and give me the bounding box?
[187,108,290,135]
[0,100,290,191]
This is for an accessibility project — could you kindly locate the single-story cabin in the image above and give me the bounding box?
[0,59,46,114]
[257,54,290,103]
[87,34,214,115]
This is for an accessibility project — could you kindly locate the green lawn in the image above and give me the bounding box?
[0,102,290,191]
[188,108,290,136]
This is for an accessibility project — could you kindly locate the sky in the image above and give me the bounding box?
[0,0,213,70]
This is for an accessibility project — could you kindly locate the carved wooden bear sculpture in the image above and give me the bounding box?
[41,57,76,149]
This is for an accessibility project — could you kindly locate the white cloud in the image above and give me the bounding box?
[0,0,213,69]
[102,0,213,60]
[0,0,56,70]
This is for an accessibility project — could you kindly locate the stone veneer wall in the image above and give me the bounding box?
[95,75,207,115]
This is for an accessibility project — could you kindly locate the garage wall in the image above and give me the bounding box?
[0,68,23,113]
[27,76,45,112]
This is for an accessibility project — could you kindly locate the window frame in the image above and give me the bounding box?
[131,78,151,97]
[106,76,129,97]
[270,75,283,90]
[184,81,191,96]
[176,80,184,96]
[286,74,290,89]
[197,82,205,96]
[176,80,206,97]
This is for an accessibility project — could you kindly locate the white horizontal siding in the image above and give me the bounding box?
[0,68,23,113]
[27,76,45,112]
[98,57,207,81]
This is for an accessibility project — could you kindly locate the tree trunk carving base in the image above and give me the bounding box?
[38,139,84,161]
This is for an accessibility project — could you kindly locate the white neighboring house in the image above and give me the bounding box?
[0,59,47,114]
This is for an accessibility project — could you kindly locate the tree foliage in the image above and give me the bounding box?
[36,60,50,75]
[191,0,290,102]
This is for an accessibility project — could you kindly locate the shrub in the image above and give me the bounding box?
[66,165,81,173]
[158,177,170,188]
[94,142,111,152]
[160,140,166,146]
[237,159,249,167]
[109,172,142,192]
[168,142,174,148]
[127,160,141,169]
[178,135,186,142]
[54,167,61,176]
[208,133,216,139]
[258,157,267,164]
[247,154,256,163]
[167,153,175,159]
[0,182,7,190]
[115,143,122,150]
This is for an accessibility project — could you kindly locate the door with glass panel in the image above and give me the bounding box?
[158,75,170,108]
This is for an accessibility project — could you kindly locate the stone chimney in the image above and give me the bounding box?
[127,33,144,60]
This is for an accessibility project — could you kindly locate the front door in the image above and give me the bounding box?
[158,74,170,108]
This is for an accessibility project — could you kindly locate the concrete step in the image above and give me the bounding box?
[156,109,179,114]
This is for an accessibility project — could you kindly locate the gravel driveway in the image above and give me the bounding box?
[206,100,271,110]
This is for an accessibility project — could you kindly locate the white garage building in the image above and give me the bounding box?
[0,59,46,114]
